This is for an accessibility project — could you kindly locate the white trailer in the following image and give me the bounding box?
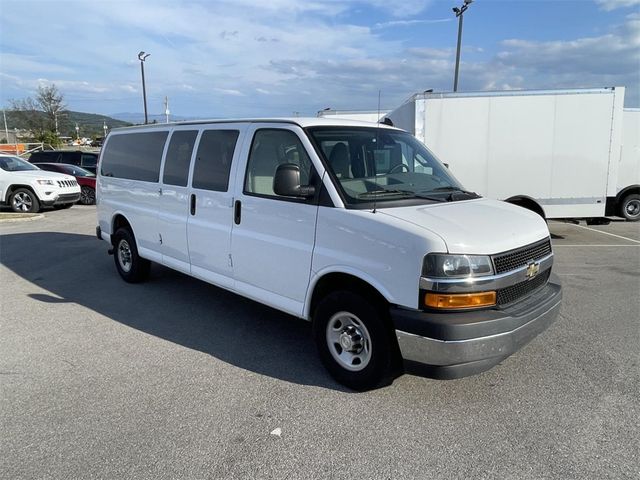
[386,87,639,220]
[317,109,388,123]
[617,109,640,220]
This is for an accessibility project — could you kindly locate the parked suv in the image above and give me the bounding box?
[97,118,562,390]
[0,155,81,212]
[35,163,96,205]
[29,150,99,174]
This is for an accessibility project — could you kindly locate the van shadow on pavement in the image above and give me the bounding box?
[1,231,349,391]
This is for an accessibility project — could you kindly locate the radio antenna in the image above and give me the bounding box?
[373,90,381,214]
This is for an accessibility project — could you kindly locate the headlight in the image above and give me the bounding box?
[37,179,55,185]
[423,253,494,278]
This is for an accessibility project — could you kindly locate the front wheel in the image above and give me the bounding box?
[79,186,96,205]
[113,228,150,283]
[10,188,40,213]
[619,194,640,221]
[313,290,394,390]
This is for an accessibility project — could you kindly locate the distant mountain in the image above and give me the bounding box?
[110,112,195,124]
[4,110,132,138]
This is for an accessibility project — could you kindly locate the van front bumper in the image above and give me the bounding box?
[392,274,562,379]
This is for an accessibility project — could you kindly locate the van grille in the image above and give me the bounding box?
[496,269,551,305]
[57,180,78,187]
[492,238,552,274]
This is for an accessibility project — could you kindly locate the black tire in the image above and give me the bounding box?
[112,227,150,283]
[313,290,394,391]
[10,188,40,213]
[79,186,96,205]
[619,194,640,221]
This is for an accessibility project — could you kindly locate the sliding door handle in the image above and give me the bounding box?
[234,200,241,225]
[190,194,196,215]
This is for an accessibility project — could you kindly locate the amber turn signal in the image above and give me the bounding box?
[425,291,496,309]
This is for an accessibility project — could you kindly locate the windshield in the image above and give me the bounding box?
[0,156,40,172]
[306,127,474,207]
[59,164,95,177]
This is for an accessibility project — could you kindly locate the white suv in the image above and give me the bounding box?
[0,154,81,212]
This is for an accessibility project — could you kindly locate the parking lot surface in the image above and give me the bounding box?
[1,207,638,479]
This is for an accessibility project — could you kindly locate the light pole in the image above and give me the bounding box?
[103,120,108,139]
[452,0,473,92]
[138,51,151,124]
[75,123,80,141]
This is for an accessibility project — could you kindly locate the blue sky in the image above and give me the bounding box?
[1,0,638,119]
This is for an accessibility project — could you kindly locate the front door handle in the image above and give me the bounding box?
[234,200,241,225]
[190,194,196,215]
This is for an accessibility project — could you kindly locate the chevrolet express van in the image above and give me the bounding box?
[96,118,562,390]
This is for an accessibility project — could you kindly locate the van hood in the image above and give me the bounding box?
[378,198,550,255]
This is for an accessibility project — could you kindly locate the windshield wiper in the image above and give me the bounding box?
[358,189,445,202]
[429,186,480,197]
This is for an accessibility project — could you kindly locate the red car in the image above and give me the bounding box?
[34,163,97,205]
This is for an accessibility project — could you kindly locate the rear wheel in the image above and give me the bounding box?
[10,188,40,213]
[79,186,96,205]
[619,194,640,221]
[313,290,394,390]
[113,228,150,283]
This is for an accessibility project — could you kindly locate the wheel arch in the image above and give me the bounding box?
[5,184,39,203]
[305,269,393,320]
[110,213,135,245]
[504,195,546,219]
[616,185,640,202]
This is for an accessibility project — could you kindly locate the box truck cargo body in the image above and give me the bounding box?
[386,87,639,220]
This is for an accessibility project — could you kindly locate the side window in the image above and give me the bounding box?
[244,129,313,197]
[162,130,198,187]
[192,130,239,191]
[101,131,169,182]
[81,154,98,168]
[63,152,81,165]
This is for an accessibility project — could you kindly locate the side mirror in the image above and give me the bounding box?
[273,163,316,198]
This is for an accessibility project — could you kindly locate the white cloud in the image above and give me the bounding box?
[374,18,451,28]
[595,0,640,11]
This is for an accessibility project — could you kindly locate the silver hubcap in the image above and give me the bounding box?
[326,312,372,371]
[117,240,133,273]
[625,199,640,218]
[12,192,33,211]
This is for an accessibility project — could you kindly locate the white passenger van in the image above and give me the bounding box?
[97,118,562,390]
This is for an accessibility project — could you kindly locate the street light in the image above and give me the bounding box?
[138,51,151,124]
[452,0,473,92]
[103,120,108,139]
[75,123,80,141]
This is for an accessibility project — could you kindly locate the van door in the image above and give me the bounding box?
[158,128,199,273]
[186,126,245,290]
[231,125,322,317]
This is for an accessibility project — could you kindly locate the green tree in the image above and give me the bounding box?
[9,84,67,145]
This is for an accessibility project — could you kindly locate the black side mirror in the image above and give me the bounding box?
[273,163,315,198]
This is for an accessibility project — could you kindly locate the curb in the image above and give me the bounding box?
[0,213,45,223]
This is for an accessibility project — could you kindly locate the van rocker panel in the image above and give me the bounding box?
[393,274,562,370]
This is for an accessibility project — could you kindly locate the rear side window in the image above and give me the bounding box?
[61,152,81,165]
[162,130,198,187]
[81,154,98,168]
[101,131,169,182]
[31,151,60,163]
[192,130,239,191]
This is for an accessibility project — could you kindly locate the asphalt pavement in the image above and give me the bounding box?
[1,207,638,479]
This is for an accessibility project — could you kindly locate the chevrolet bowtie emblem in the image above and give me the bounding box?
[526,262,540,279]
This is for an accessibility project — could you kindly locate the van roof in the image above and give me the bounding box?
[110,117,398,132]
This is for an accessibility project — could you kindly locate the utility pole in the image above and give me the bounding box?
[164,96,170,124]
[3,110,8,143]
[138,51,151,124]
[452,0,474,92]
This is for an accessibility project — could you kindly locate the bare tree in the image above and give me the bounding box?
[10,84,67,144]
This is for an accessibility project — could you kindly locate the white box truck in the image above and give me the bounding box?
[385,87,639,221]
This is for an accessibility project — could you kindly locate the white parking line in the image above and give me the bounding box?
[565,223,640,244]
[553,244,640,247]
